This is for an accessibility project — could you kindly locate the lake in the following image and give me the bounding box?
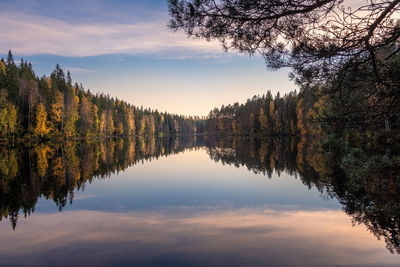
[0,136,399,266]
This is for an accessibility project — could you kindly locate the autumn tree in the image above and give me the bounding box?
[33,103,50,138]
[0,56,202,139]
[49,89,64,134]
[0,59,7,90]
[0,89,18,136]
[100,109,115,136]
[127,109,135,136]
[63,94,79,138]
[34,144,51,177]
[79,95,93,136]
[258,108,268,133]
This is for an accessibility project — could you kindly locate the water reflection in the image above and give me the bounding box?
[1,209,398,267]
[0,136,203,228]
[0,135,399,261]
[205,136,400,255]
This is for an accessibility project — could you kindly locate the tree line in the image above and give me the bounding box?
[1,49,398,142]
[0,51,205,140]
[204,65,399,140]
[204,89,314,137]
[204,84,338,138]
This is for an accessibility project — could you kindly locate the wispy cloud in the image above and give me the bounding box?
[65,67,95,73]
[0,11,223,58]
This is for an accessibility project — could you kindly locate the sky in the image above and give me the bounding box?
[0,0,297,116]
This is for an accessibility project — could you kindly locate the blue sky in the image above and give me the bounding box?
[0,0,296,116]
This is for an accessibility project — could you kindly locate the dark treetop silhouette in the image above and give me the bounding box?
[169,0,400,132]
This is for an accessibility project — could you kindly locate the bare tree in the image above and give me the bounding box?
[20,78,39,131]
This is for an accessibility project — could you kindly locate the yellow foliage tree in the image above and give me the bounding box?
[99,111,106,135]
[33,103,50,137]
[63,96,79,138]
[0,60,6,75]
[258,108,268,133]
[232,119,238,136]
[0,108,8,136]
[0,104,17,136]
[34,144,51,177]
[49,90,63,133]
[79,96,93,136]
[7,104,17,135]
[127,111,135,136]
[149,115,156,135]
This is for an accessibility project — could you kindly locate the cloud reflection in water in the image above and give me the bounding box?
[0,208,398,267]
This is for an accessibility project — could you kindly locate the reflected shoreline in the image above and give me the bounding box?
[0,135,399,255]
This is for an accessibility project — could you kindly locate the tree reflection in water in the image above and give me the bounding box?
[205,136,400,254]
[0,135,399,254]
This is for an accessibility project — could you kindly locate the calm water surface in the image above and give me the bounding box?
[0,137,399,266]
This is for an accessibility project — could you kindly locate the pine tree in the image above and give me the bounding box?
[5,50,19,104]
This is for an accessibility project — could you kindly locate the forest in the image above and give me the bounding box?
[0,51,204,140]
[205,89,313,137]
[204,80,399,143]
[2,49,399,145]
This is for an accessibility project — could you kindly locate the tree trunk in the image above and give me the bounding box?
[385,117,391,133]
